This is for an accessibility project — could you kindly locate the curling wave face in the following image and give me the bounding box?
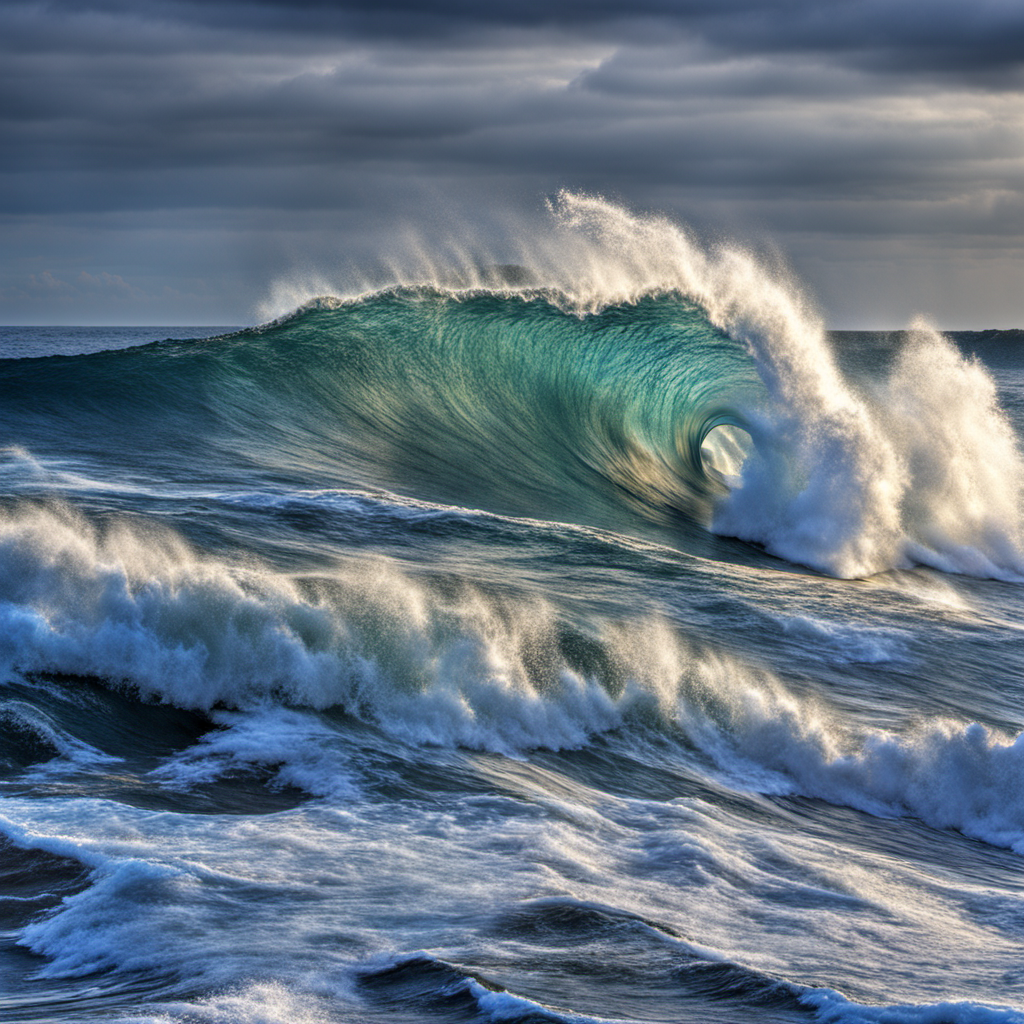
[0,289,758,542]
[264,191,1024,579]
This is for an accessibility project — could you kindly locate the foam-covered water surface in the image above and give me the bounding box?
[1,197,1022,1024]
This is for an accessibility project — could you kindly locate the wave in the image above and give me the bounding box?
[263,192,1024,579]
[0,287,757,539]
[2,503,1021,853]
[4,810,1020,1024]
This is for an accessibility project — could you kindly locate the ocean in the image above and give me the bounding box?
[1,196,1022,1024]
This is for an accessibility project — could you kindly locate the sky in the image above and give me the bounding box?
[2,0,1023,327]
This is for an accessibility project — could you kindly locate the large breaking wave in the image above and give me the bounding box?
[2,198,1023,1024]
[3,194,1021,580]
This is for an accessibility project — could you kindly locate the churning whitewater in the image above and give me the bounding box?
[1,196,1022,1024]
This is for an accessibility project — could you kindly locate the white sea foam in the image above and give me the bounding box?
[773,613,907,664]
[150,707,361,799]
[0,503,626,755]
[2,799,358,996]
[19,857,187,979]
[115,982,351,1024]
[642,621,1024,852]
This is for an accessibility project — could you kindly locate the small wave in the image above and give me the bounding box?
[358,952,584,1023]
[0,697,122,771]
[772,614,908,664]
[801,988,1024,1024]
[149,707,361,800]
[659,624,1024,852]
[2,503,1020,853]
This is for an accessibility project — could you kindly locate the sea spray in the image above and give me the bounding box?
[548,195,1024,578]
[885,321,1024,576]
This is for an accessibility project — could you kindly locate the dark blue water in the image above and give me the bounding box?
[1,200,1022,1024]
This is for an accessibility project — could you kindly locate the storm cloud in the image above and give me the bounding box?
[2,0,1022,325]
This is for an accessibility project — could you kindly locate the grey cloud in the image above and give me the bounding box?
[6,40,1016,212]
[12,0,1024,80]
[2,0,1023,326]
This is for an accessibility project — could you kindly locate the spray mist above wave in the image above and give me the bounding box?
[264,192,1024,580]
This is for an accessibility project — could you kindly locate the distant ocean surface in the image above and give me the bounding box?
[1,197,1022,1024]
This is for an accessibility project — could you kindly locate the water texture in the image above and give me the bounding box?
[1,196,1021,1024]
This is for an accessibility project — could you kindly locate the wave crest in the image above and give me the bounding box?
[2,503,1021,852]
